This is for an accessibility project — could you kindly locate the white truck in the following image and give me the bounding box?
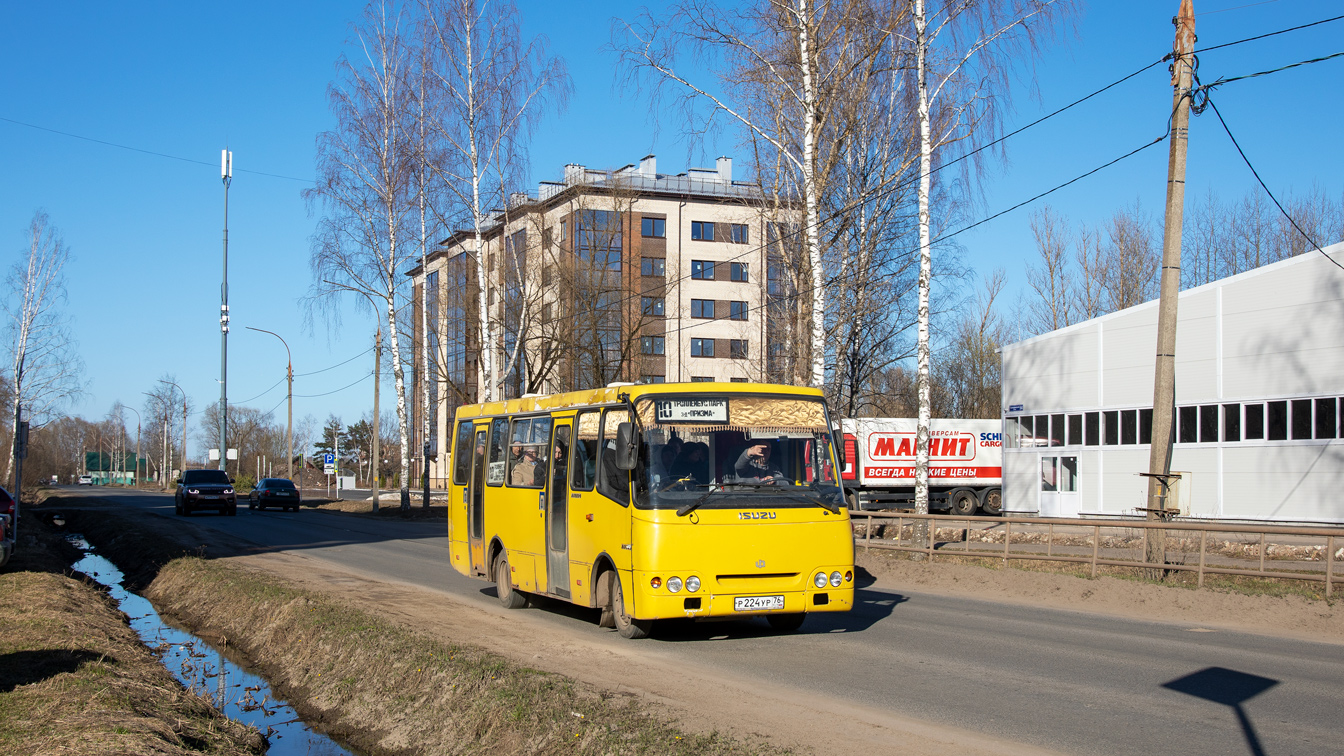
[840,418,1003,516]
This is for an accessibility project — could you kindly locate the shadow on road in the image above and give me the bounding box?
[1163,666,1279,756]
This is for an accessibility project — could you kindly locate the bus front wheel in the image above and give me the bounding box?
[495,554,527,609]
[611,573,653,639]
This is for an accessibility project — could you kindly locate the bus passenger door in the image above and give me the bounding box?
[468,427,488,577]
[547,423,572,598]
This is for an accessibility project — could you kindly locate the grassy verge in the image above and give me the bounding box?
[858,544,1337,603]
[146,557,781,756]
[0,515,263,755]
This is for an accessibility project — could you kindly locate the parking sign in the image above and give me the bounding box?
[323,453,335,474]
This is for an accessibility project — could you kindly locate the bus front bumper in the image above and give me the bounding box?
[632,571,854,620]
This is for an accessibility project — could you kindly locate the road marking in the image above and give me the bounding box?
[1185,627,1217,633]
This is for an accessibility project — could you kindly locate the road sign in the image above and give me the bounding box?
[323,452,335,475]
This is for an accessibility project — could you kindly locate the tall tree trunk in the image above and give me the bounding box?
[913,0,932,517]
[797,0,826,389]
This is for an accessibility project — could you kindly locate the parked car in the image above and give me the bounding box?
[77,475,93,486]
[175,469,237,516]
[249,478,301,511]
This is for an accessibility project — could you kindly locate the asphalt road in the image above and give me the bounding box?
[73,487,1344,756]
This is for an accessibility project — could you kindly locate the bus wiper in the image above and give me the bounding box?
[677,486,722,517]
[778,489,841,514]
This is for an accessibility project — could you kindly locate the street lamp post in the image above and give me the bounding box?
[219,149,233,473]
[143,392,167,489]
[159,379,187,479]
[245,327,293,482]
[124,406,141,487]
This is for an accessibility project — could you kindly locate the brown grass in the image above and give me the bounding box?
[0,515,263,755]
[146,557,783,756]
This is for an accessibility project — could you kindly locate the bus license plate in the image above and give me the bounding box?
[734,595,784,612]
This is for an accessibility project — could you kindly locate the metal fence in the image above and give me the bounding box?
[852,511,1342,596]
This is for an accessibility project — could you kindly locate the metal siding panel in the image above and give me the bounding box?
[1002,449,1038,513]
[1221,444,1344,524]
[1172,289,1218,404]
[1096,448,1150,515]
[1001,323,1100,412]
[1100,309,1159,408]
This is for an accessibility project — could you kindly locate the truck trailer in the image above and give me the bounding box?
[840,418,1003,515]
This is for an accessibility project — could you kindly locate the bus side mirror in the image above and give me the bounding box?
[833,429,845,465]
[615,422,638,471]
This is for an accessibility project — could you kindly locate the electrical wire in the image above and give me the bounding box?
[295,346,374,377]
[295,373,372,399]
[234,376,287,405]
[1202,97,1344,273]
[1194,50,1344,93]
[0,115,312,183]
[1193,13,1344,55]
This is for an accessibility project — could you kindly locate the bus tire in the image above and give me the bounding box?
[949,491,978,517]
[767,612,805,632]
[495,554,526,609]
[595,570,616,628]
[982,488,1003,516]
[610,572,652,639]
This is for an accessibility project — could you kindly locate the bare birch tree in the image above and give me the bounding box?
[306,0,417,509]
[908,0,1072,515]
[420,0,568,402]
[5,211,85,484]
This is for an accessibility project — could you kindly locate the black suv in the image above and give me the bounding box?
[175,469,237,516]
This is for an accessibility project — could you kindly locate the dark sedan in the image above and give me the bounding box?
[175,469,237,516]
[249,478,301,512]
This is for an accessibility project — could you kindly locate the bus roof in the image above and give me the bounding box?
[452,382,825,421]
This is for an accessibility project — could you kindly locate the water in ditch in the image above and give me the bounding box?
[66,534,362,756]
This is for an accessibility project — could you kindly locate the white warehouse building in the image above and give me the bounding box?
[1000,241,1344,525]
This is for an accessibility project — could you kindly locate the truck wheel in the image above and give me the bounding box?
[767,613,805,632]
[982,489,1002,516]
[610,572,652,639]
[495,553,527,609]
[949,491,979,517]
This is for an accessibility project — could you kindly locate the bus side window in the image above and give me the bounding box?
[598,409,631,506]
[453,421,474,485]
[572,412,600,491]
[487,417,510,486]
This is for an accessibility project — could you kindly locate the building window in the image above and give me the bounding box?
[1316,397,1337,439]
[1084,412,1100,446]
[541,266,552,286]
[1267,401,1287,440]
[1222,404,1241,442]
[640,375,666,384]
[642,297,665,317]
[641,336,665,355]
[729,301,748,320]
[730,377,749,383]
[691,299,715,319]
[641,217,665,238]
[541,303,552,322]
[729,339,748,359]
[730,223,749,243]
[558,220,567,243]
[1245,403,1264,439]
[1103,411,1118,445]
[691,260,715,280]
[1067,414,1083,446]
[691,221,714,241]
[642,257,665,277]
[1291,399,1312,440]
[691,376,714,382]
[731,262,749,282]
[1199,405,1218,443]
[691,338,714,357]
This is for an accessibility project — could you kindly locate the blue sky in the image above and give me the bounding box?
[1,1,1340,457]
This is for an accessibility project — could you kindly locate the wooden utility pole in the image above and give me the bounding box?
[1145,0,1196,575]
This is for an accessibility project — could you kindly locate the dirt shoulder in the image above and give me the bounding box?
[0,509,263,756]
[856,548,1344,645]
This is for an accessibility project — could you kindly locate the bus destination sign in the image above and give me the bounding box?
[656,398,728,424]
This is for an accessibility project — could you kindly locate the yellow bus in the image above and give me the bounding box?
[447,382,854,638]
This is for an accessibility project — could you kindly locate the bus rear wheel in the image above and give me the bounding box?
[495,554,527,609]
[767,612,805,632]
[610,573,652,639]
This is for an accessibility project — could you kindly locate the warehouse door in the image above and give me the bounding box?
[1039,455,1079,517]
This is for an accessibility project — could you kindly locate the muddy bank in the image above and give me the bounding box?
[0,511,264,755]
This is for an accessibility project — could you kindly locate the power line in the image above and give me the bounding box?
[1202,97,1343,273]
[295,374,372,399]
[295,347,374,377]
[1193,13,1344,55]
[1195,49,1344,92]
[235,376,287,405]
[0,115,312,183]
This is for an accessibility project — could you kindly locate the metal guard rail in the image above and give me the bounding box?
[851,510,1342,597]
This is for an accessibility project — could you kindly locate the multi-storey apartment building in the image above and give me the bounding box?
[407,154,796,484]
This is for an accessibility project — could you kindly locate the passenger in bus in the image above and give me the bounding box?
[669,442,710,484]
[653,444,678,481]
[734,441,783,484]
[511,442,539,486]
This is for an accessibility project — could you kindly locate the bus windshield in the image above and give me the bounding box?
[633,394,841,511]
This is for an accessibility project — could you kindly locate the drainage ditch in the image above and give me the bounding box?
[63,528,363,756]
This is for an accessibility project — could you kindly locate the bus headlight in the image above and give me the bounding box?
[651,576,662,589]
[686,576,700,593]
[830,571,843,587]
[814,572,828,588]
[667,576,683,593]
